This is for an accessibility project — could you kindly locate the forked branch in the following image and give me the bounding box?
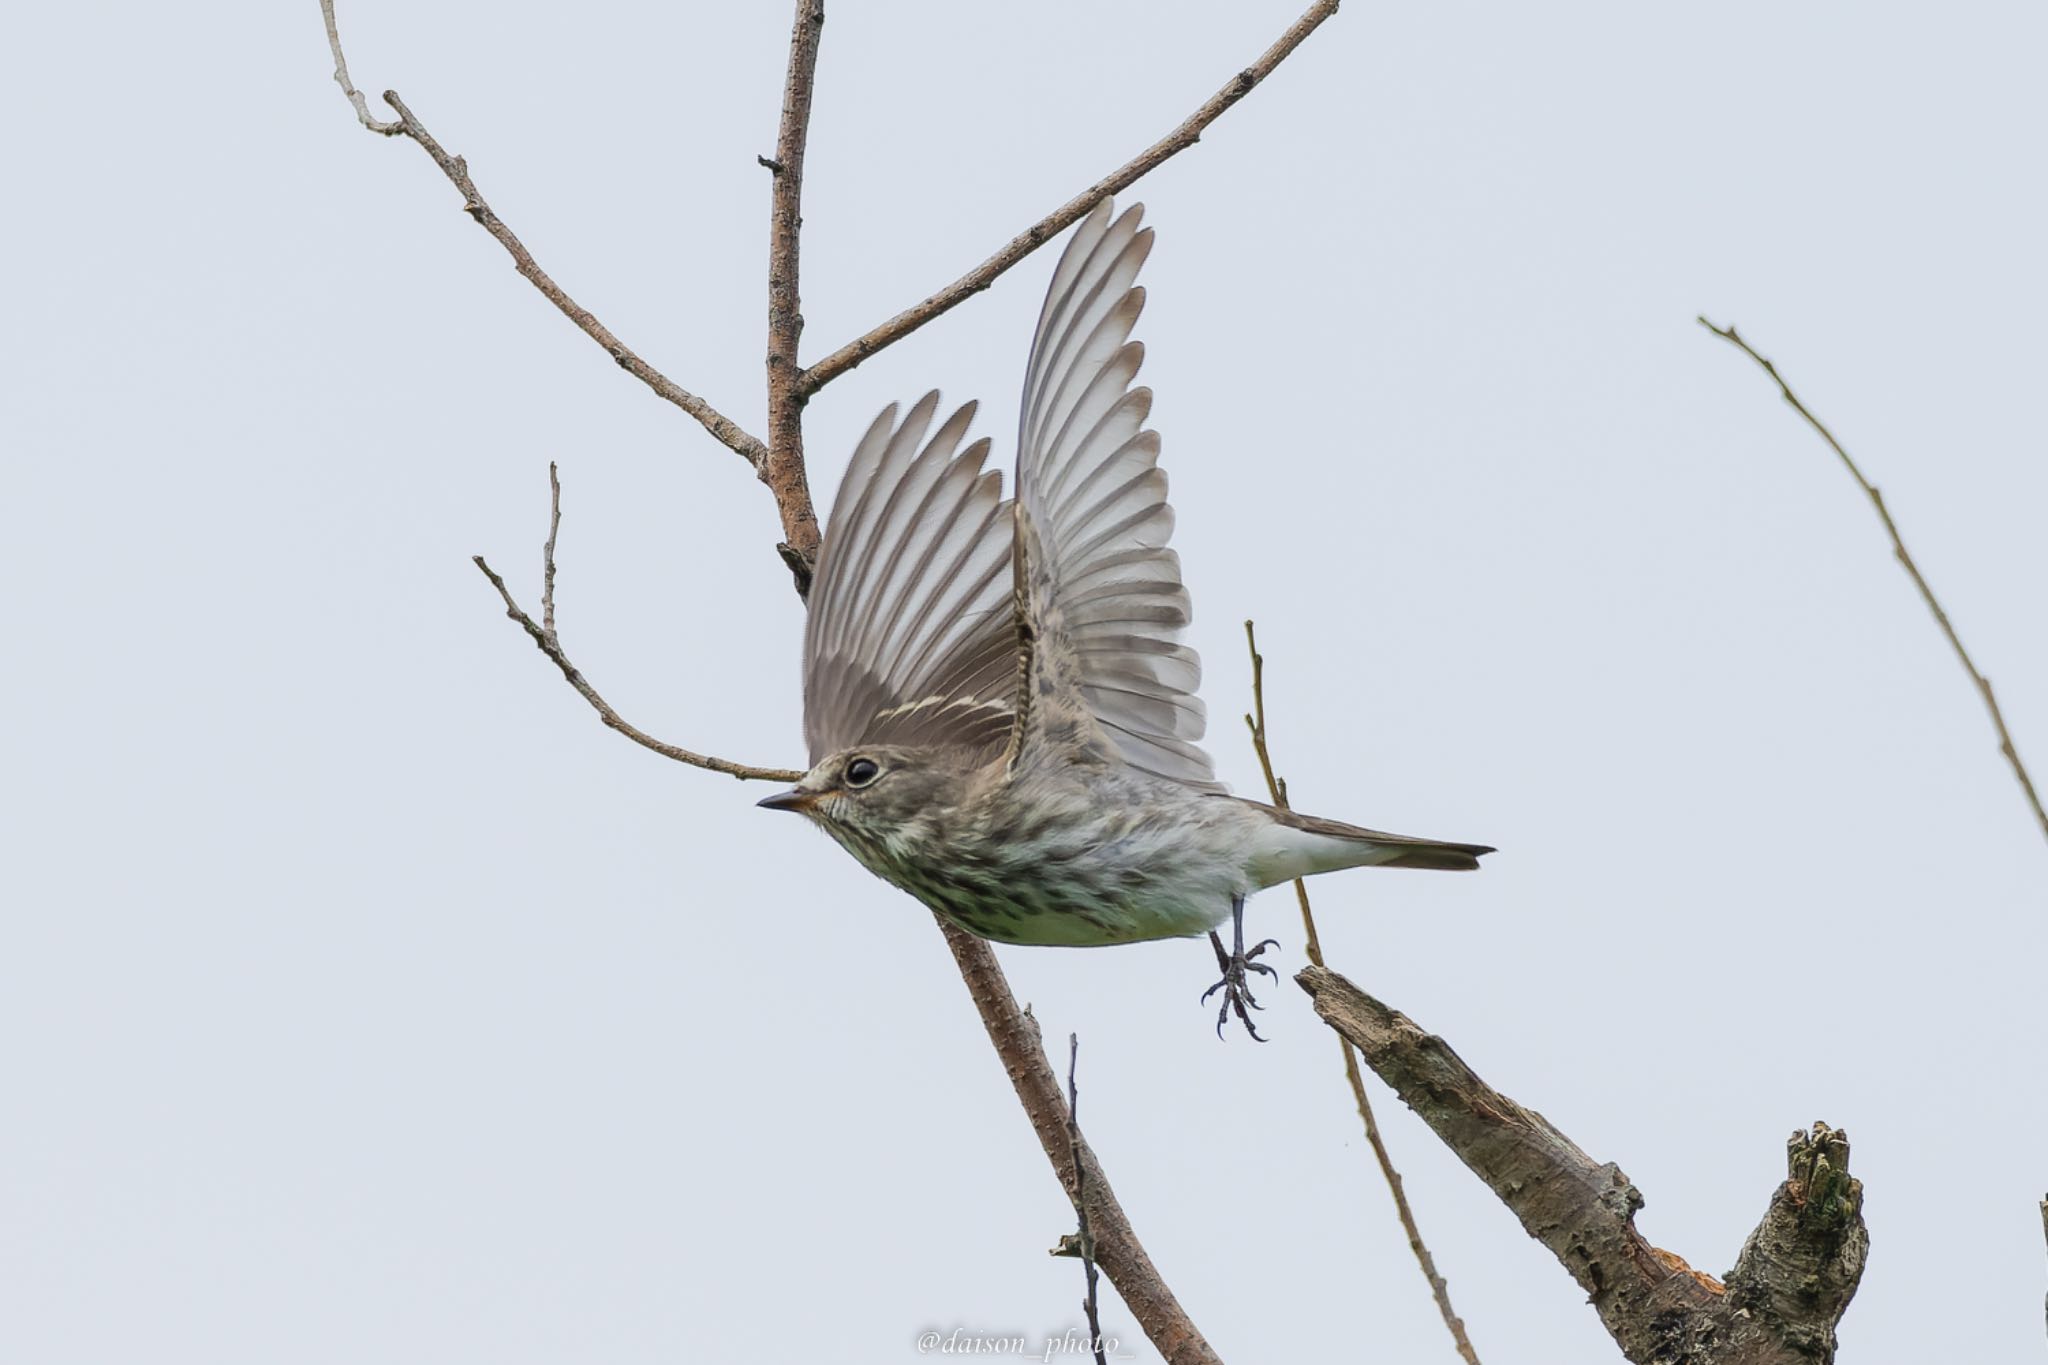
[473,465,801,784]
[1299,966,1868,1364]
[331,1,1353,1359]
[798,0,1343,396]
[1699,317,2047,846]
[320,0,765,465]
[939,922,1218,1365]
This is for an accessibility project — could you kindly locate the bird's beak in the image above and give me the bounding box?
[756,787,815,813]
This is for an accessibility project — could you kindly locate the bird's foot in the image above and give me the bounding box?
[1202,928,1280,1041]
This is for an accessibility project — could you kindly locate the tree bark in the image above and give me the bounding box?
[1299,966,1868,1364]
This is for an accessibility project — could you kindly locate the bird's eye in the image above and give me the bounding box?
[844,757,881,788]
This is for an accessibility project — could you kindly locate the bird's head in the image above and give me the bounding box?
[756,745,977,850]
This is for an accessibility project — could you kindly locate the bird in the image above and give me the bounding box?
[758,198,1492,1037]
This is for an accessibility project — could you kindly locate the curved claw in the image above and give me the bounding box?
[1202,903,1277,1041]
[1235,996,1268,1042]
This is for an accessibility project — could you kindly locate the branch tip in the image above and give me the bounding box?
[800,0,1343,394]
[471,475,801,783]
[1700,317,2047,843]
[323,7,765,464]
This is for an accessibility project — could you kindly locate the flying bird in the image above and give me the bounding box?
[759,199,1491,1036]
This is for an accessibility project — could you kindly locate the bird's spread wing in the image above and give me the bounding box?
[1007,199,1221,791]
[802,393,1017,765]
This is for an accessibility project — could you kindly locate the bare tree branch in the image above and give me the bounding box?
[319,0,401,135]
[1242,622,1480,1365]
[761,0,828,591]
[373,90,767,467]
[742,11,1216,1353]
[331,3,1319,1356]
[797,0,1343,396]
[1299,966,1869,1364]
[318,4,766,464]
[471,466,800,784]
[1699,317,2048,847]
[939,921,1220,1365]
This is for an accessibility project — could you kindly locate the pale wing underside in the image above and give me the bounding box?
[802,394,1017,765]
[1011,199,1221,791]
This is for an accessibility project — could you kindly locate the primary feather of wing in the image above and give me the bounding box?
[803,392,1016,764]
[1011,199,1221,791]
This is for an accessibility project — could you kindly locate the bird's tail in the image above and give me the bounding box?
[1237,798,1494,887]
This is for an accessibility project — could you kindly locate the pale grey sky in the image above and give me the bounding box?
[4,2,2045,1361]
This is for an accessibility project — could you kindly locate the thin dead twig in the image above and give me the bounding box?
[376,90,767,468]
[1243,622,1481,1365]
[1064,1035,1109,1365]
[473,465,800,784]
[1699,318,2048,846]
[330,0,1332,1353]
[751,5,1217,1353]
[318,3,765,465]
[798,0,1343,396]
[319,0,401,134]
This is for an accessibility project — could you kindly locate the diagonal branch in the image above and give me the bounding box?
[940,922,1219,1365]
[760,0,828,592]
[1299,965,1868,1364]
[333,4,1281,1357]
[473,464,800,783]
[1699,318,2048,846]
[1243,622,1480,1365]
[319,0,765,465]
[797,0,1343,396]
[749,12,1216,1358]
[375,91,768,468]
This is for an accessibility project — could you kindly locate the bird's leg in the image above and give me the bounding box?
[1201,896,1281,1041]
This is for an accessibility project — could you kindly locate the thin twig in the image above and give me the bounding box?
[319,2,766,465]
[798,0,1343,396]
[472,469,801,784]
[760,0,828,591]
[1244,620,1481,1365]
[542,461,561,636]
[1066,1035,1109,1365]
[1699,318,2048,846]
[940,924,1218,1365]
[319,0,402,135]
[372,89,766,467]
